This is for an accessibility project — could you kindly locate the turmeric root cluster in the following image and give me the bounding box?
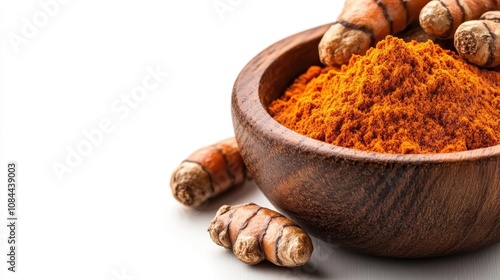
[208,203,313,267]
[320,0,500,68]
[170,139,314,268]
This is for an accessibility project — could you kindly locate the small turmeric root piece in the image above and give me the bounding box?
[419,0,500,39]
[454,18,500,68]
[319,0,430,66]
[170,137,247,208]
[208,203,313,267]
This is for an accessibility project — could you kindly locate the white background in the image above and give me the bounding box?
[1,1,500,279]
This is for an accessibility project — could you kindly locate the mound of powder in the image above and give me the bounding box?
[268,36,500,154]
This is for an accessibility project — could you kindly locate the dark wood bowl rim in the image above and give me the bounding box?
[236,23,500,164]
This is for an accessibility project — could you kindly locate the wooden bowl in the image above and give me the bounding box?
[231,24,500,258]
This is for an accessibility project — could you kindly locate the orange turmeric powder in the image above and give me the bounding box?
[268,36,500,154]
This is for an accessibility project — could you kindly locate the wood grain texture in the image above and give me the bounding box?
[231,23,500,258]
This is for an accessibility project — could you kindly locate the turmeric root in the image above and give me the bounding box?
[454,17,500,68]
[318,0,430,66]
[419,0,500,39]
[170,137,248,208]
[208,203,313,267]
